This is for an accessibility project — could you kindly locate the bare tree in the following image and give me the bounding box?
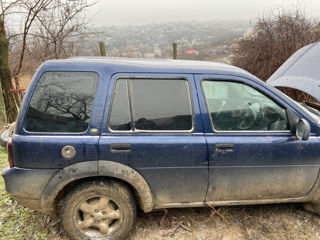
[232,8,320,101]
[5,0,54,89]
[0,15,18,122]
[34,0,95,59]
[0,0,96,121]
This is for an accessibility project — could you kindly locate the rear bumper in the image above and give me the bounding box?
[2,166,58,212]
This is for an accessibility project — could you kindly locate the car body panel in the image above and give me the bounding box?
[267,42,320,101]
[2,166,58,199]
[2,56,320,215]
[195,74,320,201]
[13,63,111,169]
[99,73,208,206]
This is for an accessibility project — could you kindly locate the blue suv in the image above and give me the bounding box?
[3,42,320,240]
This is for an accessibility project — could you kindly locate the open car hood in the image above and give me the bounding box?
[267,42,320,101]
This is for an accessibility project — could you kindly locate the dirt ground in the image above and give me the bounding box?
[128,204,320,240]
[5,202,320,240]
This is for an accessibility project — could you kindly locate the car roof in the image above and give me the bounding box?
[42,57,255,79]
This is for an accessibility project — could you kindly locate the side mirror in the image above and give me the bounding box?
[295,119,310,140]
[286,109,310,140]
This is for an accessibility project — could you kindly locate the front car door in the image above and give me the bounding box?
[99,73,208,208]
[195,74,320,202]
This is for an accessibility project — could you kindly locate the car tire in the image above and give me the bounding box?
[60,179,137,240]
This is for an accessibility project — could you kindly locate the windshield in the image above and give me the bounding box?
[267,84,320,123]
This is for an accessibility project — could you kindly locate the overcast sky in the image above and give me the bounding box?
[87,0,320,26]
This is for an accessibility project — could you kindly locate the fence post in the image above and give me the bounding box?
[173,42,177,59]
[99,42,106,56]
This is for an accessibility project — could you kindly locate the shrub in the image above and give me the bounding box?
[232,9,320,101]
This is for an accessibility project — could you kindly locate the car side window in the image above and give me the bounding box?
[108,78,193,132]
[24,72,99,133]
[109,80,131,131]
[202,80,290,131]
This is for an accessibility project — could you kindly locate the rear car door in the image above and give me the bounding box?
[195,74,320,202]
[14,71,102,170]
[99,73,208,207]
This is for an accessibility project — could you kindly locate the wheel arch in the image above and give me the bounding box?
[40,161,154,214]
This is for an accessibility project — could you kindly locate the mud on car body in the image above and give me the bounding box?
[3,42,320,240]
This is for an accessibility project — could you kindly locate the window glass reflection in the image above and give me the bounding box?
[130,79,193,131]
[24,72,98,132]
[202,81,290,131]
[109,80,131,131]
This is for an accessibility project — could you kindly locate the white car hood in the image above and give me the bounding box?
[267,42,320,101]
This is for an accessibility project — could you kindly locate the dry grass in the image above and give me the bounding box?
[18,75,32,89]
[128,204,320,240]
[1,148,320,240]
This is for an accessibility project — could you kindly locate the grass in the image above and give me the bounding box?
[1,146,320,239]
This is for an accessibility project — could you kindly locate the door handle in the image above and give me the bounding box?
[215,143,234,152]
[110,143,131,152]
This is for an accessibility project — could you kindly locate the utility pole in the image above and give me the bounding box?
[99,42,106,56]
[173,42,177,59]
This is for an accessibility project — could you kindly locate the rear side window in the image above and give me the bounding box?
[108,78,193,132]
[24,72,99,133]
[109,80,131,131]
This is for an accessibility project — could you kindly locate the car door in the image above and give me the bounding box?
[14,71,102,169]
[99,73,208,207]
[195,74,320,202]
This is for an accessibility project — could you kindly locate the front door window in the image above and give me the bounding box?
[202,81,289,131]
